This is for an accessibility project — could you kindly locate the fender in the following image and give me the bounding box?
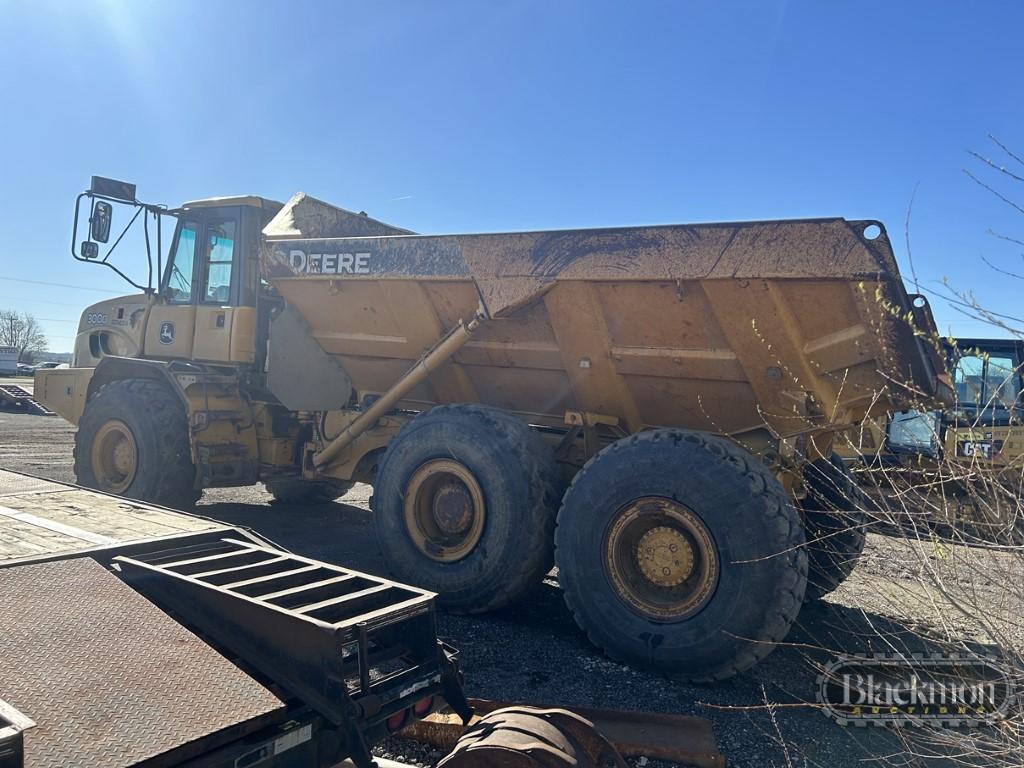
[87,356,187,406]
[86,356,260,488]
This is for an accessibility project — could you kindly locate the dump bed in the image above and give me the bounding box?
[262,195,949,442]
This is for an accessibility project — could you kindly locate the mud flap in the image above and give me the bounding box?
[267,304,352,411]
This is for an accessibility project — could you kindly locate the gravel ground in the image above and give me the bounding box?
[1,400,1019,768]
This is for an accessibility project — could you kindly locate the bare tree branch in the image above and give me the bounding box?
[990,134,1024,169]
[968,150,1024,183]
[0,310,47,362]
[981,253,1024,281]
[986,229,1024,248]
[963,169,1024,217]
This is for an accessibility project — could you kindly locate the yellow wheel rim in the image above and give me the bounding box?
[604,497,719,622]
[90,420,138,494]
[636,525,695,587]
[403,459,486,563]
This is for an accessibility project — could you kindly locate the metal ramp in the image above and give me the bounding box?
[0,384,54,416]
[114,536,470,768]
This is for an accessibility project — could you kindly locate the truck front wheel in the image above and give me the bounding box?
[372,404,560,612]
[74,379,200,508]
[555,429,807,681]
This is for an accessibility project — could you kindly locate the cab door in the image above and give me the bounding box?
[145,208,257,364]
[144,219,200,359]
[191,211,256,364]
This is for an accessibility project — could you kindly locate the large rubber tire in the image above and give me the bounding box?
[372,404,560,612]
[555,429,807,682]
[74,379,200,509]
[800,453,868,602]
[265,478,354,504]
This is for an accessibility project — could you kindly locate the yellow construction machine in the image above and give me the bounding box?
[36,176,951,680]
[836,337,1024,538]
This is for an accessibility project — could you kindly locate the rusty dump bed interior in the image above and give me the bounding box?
[262,195,948,440]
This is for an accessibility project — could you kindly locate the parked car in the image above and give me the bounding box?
[31,362,62,371]
[16,363,33,376]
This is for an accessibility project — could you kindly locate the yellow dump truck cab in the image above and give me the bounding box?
[142,195,276,366]
[39,195,280,408]
[38,194,292,506]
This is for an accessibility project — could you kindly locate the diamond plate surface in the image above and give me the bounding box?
[0,558,285,768]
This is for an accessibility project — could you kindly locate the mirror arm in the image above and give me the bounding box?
[143,206,153,293]
[103,262,150,293]
[70,192,88,262]
[71,189,167,295]
[100,204,144,264]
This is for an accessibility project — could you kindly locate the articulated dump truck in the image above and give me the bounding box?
[37,177,951,681]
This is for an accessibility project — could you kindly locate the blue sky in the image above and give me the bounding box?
[1,0,1022,351]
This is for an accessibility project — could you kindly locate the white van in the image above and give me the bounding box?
[0,347,17,376]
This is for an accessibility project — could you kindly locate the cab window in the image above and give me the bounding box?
[165,221,198,304]
[954,355,984,405]
[953,353,1019,409]
[203,218,236,304]
[984,355,1017,409]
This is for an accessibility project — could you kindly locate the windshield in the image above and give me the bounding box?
[164,221,198,303]
[952,351,1020,411]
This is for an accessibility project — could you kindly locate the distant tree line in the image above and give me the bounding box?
[0,310,47,363]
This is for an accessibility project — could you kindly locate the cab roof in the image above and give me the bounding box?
[180,195,283,211]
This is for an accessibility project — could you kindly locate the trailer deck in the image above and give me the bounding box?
[0,468,223,563]
[0,469,468,768]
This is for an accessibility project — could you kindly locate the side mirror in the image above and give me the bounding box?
[80,241,99,259]
[90,200,112,243]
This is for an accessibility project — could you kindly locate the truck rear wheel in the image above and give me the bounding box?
[555,429,807,681]
[800,453,868,602]
[265,478,354,504]
[372,404,559,612]
[74,379,200,509]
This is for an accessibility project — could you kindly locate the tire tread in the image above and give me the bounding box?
[373,403,560,612]
[555,428,807,682]
[74,379,200,508]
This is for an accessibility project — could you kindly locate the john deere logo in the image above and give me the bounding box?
[158,321,175,345]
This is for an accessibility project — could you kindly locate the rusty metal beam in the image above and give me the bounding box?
[400,698,725,768]
[437,706,627,768]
